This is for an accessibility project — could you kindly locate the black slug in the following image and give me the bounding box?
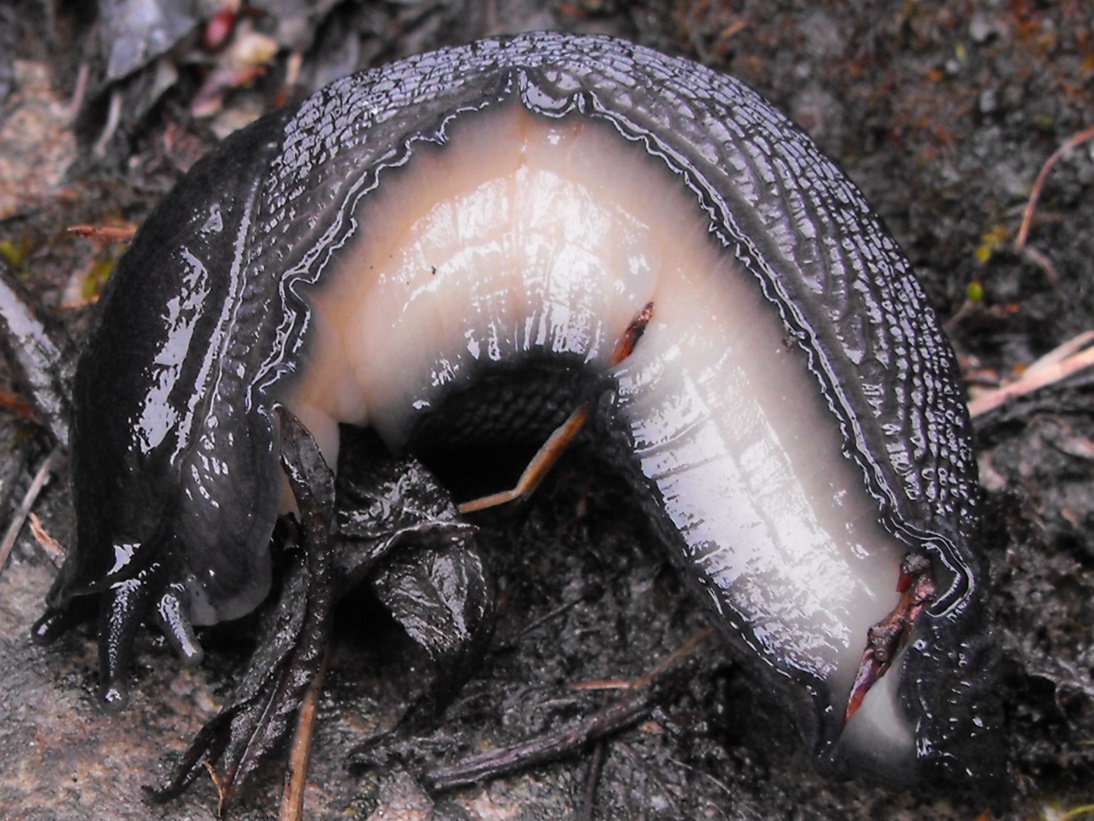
[33,32,998,787]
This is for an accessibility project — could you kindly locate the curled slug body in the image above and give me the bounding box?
[36,33,998,786]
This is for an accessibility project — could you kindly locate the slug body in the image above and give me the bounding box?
[37,33,997,785]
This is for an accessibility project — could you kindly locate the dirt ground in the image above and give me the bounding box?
[1,1,1092,819]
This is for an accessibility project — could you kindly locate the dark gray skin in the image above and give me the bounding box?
[148,413,491,807]
[33,32,1000,791]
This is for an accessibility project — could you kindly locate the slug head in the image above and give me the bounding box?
[34,112,291,708]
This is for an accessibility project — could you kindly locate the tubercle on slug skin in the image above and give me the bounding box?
[34,32,1000,789]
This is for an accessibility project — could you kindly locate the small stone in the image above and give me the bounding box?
[969,13,1002,44]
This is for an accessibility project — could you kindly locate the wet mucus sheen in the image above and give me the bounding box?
[36,34,998,788]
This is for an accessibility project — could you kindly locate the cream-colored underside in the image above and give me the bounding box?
[281,106,912,756]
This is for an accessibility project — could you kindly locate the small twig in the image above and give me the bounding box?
[1015,124,1094,251]
[571,679,632,692]
[631,628,712,690]
[1018,245,1058,286]
[575,739,608,821]
[203,760,228,817]
[279,644,330,821]
[968,332,1094,418]
[422,685,656,793]
[422,627,713,794]
[459,303,653,514]
[0,447,61,575]
[64,59,90,120]
[92,87,123,160]
[0,438,32,540]
[1024,331,1094,379]
[516,595,591,641]
[56,295,100,311]
[29,513,66,567]
[67,223,138,242]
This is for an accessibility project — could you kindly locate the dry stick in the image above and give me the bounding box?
[0,447,60,576]
[1014,125,1094,285]
[422,684,655,794]
[202,760,229,814]
[92,88,124,160]
[65,59,91,121]
[1015,124,1094,251]
[1023,330,1094,377]
[0,438,32,548]
[567,637,720,818]
[66,223,137,242]
[29,513,66,567]
[422,627,712,794]
[272,406,336,821]
[967,150,1094,414]
[576,740,608,821]
[630,628,712,690]
[279,645,330,821]
[968,333,1094,418]
[458,404,590,513]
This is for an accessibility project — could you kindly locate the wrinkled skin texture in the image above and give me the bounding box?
[33,32,999,791]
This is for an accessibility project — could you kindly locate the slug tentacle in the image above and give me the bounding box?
[39,32,998,791]
[97,559,168,711]
[153,581,205,667]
